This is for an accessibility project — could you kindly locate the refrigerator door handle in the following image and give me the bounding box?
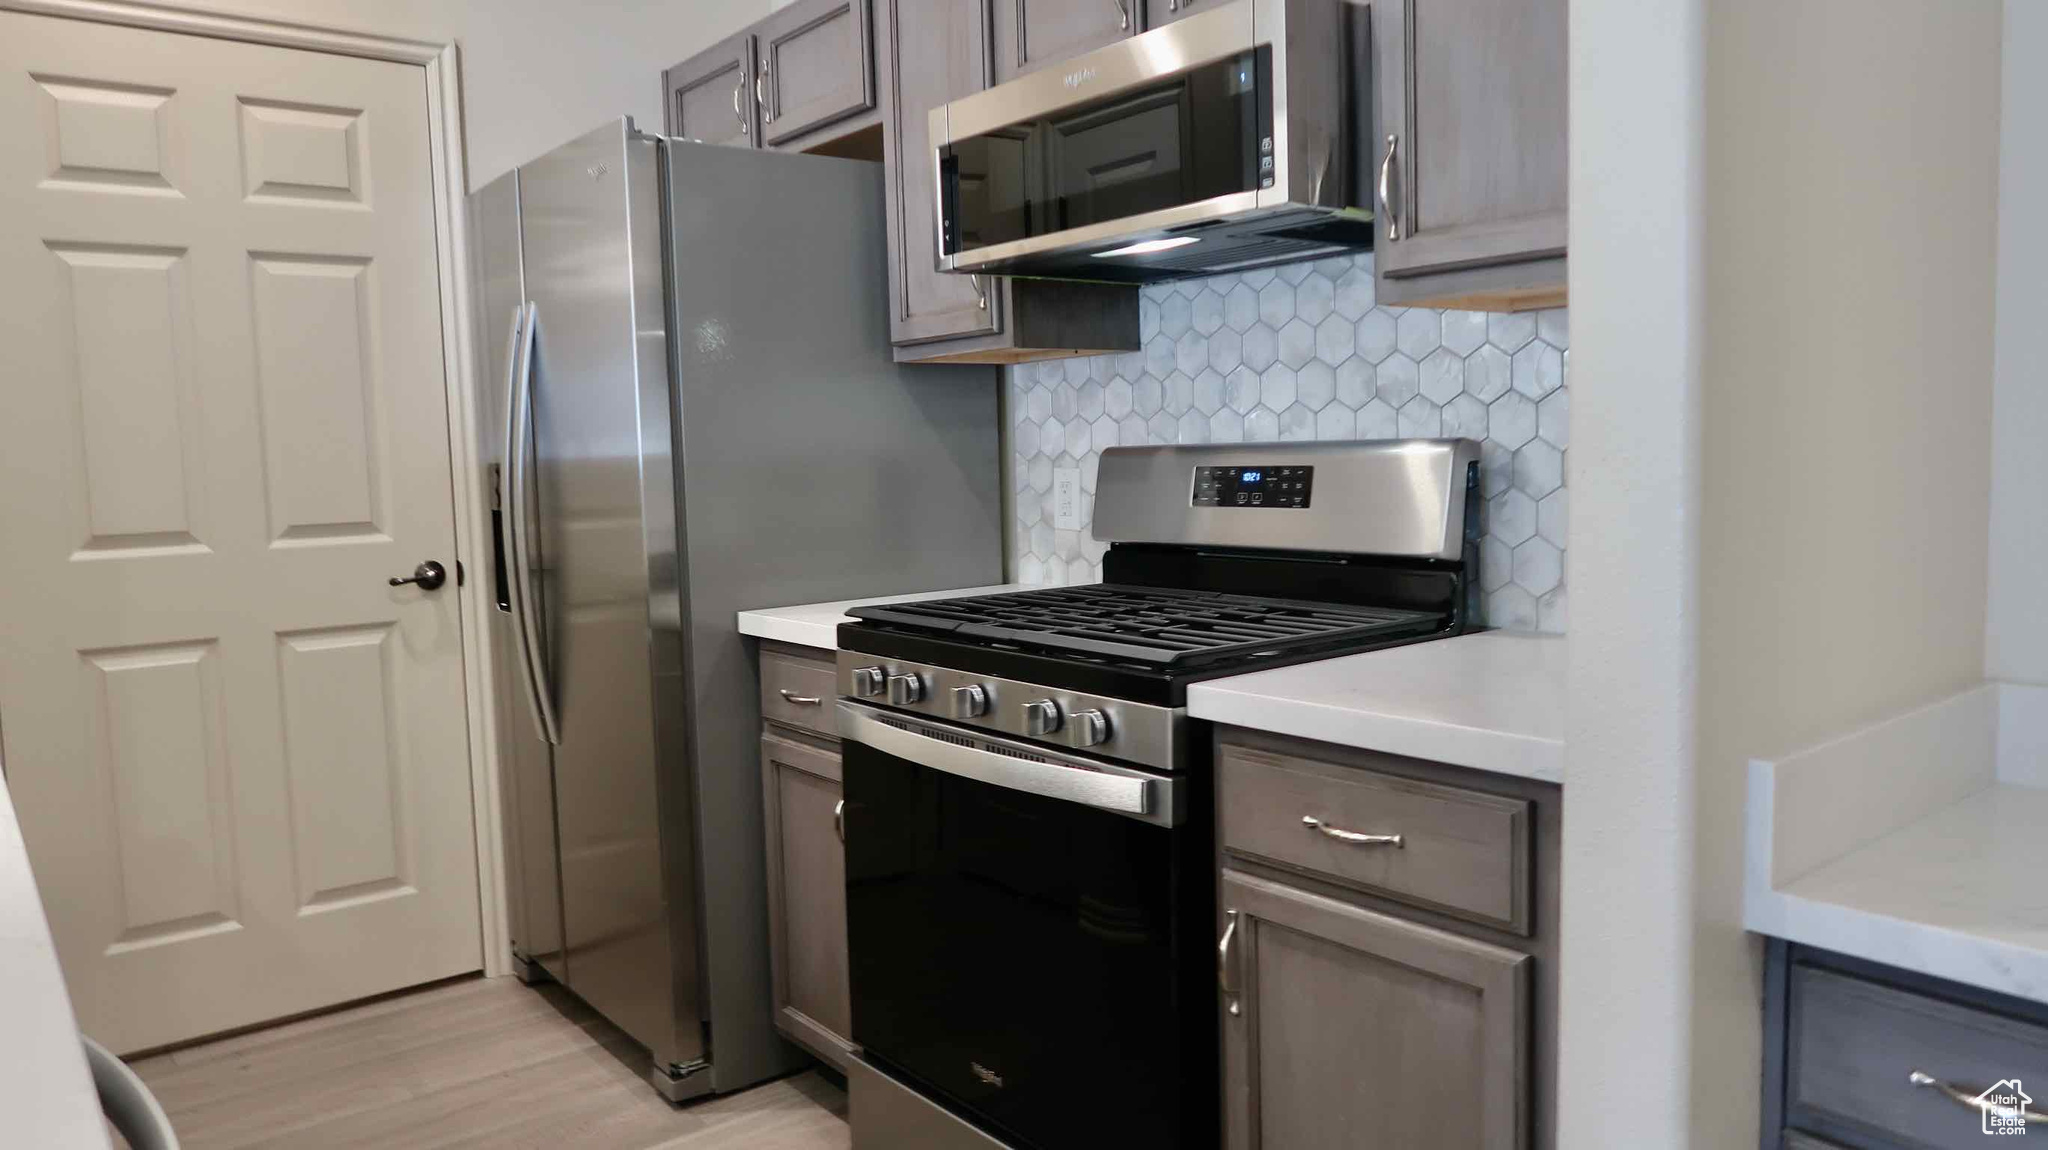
[505,302,561,745]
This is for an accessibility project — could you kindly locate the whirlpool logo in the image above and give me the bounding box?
[970,1062,1004,1088]
[1062,66,1097,89]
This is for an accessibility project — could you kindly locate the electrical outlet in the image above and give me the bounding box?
[1053,468,1082,530]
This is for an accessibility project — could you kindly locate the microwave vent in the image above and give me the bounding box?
[1144,234,1340,273]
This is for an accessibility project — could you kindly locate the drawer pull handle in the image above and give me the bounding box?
[1217,909,1242,1017]
[1302,815,1404,847]
[1910,1070,2048,1125]
[778,689,823,706]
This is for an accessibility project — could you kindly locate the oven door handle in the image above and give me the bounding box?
[837,702,1177,827]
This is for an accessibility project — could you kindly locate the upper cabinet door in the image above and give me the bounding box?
[1372,0,1567,280]
[1143,0,1211,26]
[758,0,876,148]
[885,0,1001,345]
[665,31,758,148]
[989,0,1137,85]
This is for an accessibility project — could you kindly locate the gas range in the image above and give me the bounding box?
[838,440,1481,762]
[834,441,1482,1150]
[836,583,1451,770]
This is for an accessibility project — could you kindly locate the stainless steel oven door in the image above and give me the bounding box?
[838,700,1215,1150]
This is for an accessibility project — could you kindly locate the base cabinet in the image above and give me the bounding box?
[1221,869,1529,1149]
[758,644,855,1070]
[1217,727,1560,1150]
[1762,942,2048,1149]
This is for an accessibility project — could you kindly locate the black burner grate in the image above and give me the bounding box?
[849,584,1441,668]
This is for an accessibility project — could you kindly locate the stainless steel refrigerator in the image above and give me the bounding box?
[469,118,1000,1101]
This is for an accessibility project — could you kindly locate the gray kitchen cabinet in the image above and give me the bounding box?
[756,0,878,148]
[882,0,995,346]
[1220,868,1530,1150]
[881,0,1140,362]
[665,4,881,157]
[757,642,854,1070]
[1762,941,2048,1149]
[1370,0,1568,312]
[1218,741,1534,935]
[1143,0,1213,25]
[664,31,758,148]
[988,0,1138,84]
[1218,726,1562,1149]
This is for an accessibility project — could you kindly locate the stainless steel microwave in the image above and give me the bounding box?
[931,0,1373,283]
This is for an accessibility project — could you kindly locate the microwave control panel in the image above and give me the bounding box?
[1192,465,1313,509]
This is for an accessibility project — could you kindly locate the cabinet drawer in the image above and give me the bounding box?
[1788,964,2048,1146]
[1218,744,1532,934]
[760,647,837,737]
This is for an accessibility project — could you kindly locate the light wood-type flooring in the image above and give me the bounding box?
[115,975,850,1149]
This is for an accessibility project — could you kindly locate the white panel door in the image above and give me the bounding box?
[0,10,481,1053]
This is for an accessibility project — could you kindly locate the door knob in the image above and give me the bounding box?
[389,560,448,591]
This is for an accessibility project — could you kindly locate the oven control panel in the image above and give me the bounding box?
[1192,464,1313,508]
[835,650,1185,773]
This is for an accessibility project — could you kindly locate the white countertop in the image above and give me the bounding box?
[1186,631,1568,783]
[1746,682,2048,1003]
[0,772,112,1148]
[737,584,1039,650]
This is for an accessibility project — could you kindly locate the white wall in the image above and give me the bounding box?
[1564,0,2004,1145]
[1990,0,2048,685]
[1693,2,2000,1143]
[1556,0,1705,1142]
[148,0,772,188]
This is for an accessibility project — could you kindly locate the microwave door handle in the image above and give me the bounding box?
[837,702,1174,826]
[506,303,561,746]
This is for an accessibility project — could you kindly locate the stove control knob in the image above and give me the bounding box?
[886,673,925,706]
[850,666,886,698]
[1071,709,1111,747]
[1022,698,1062,736]
[949,684,989,719]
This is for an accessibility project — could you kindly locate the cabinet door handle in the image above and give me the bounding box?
[778,689,823,706]
[1217,909,1242,1016]
[1302,815,1404,847]
[732,74,748,136]
[757,63,772,123]
[1378,133,1401,241]
[968,273,989,311]
[1111,0,1130,29]
[833,799,846,843]
[1910,1071,2048,1125]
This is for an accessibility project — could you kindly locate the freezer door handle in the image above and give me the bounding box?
[504,302,561,746]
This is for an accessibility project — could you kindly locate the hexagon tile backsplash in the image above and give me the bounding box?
[1004,253,1569,633]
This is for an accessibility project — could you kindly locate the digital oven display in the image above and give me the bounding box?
[1192,465,1313,508]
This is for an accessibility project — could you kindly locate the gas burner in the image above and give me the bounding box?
[851,583,1437,668]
